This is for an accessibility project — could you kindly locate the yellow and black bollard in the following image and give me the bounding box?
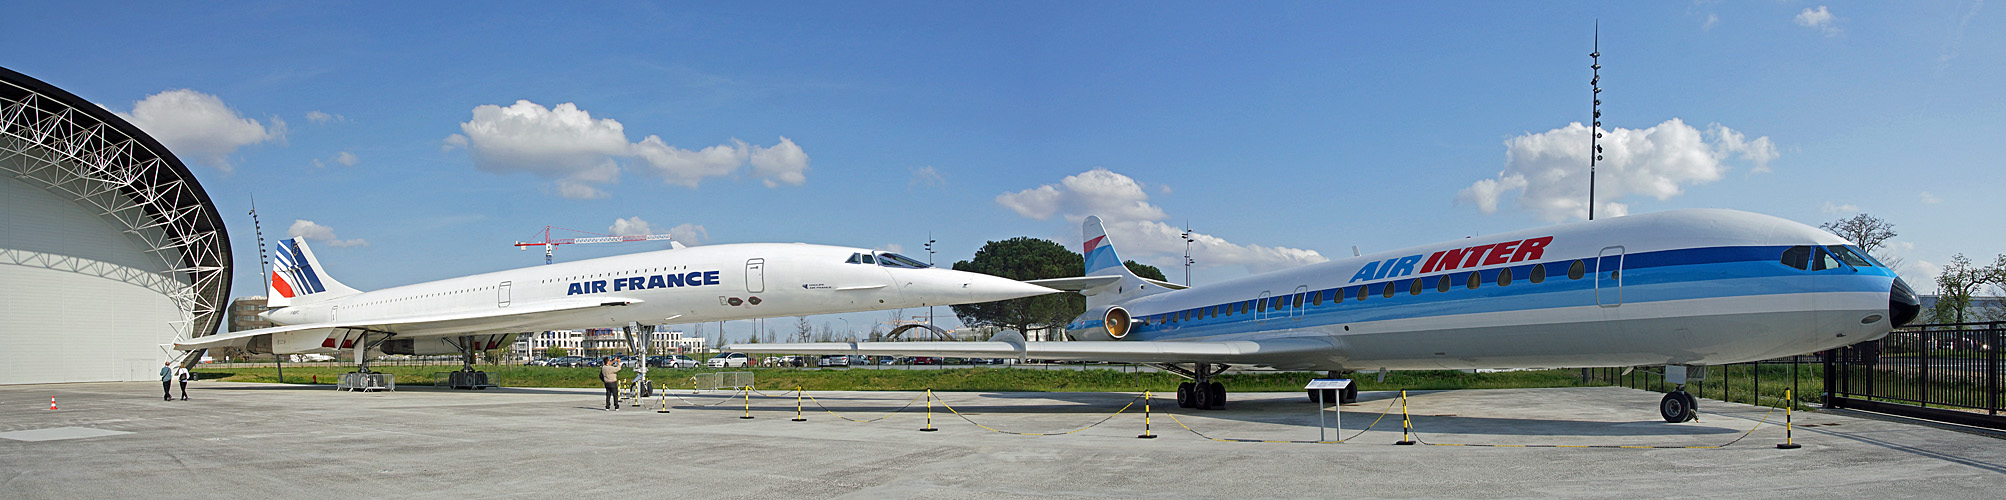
[1137,390,1157,439]
[919,389,938,432]
[1776,388,1801,449]
[792,386,807,422]
[1394,389,1416,445]
[739,386,755,419]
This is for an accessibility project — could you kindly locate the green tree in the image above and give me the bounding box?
[951,237,1086,336]
[1821,213,1903,269]
[1929,254,1993,324]
[1125,260,1167,282]
[543,346,567,358]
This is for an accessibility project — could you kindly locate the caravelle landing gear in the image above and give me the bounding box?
[1160,363,1230,410]
[1660,387,1698,423]
[1307,370,1358,404]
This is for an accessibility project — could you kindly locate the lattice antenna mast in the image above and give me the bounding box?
[513,225,677,265]
[1589,22,1604,221]
[249,195,271,295]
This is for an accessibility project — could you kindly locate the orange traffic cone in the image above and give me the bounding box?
[49,396,57,410]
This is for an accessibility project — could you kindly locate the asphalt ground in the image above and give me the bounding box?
[3,382,2002,499]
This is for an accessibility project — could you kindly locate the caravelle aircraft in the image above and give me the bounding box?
[176,236,1058,382]
[732,209,1921,422]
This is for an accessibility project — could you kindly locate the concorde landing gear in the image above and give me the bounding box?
[445,335,497,390]
[1160,363,1230,410]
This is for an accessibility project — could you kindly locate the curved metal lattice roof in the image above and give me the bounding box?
[0,66,233,349]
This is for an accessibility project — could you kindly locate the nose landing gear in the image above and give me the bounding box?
[1659,387,1698,423]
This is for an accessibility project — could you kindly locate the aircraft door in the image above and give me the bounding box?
[745,258,766,294]
[1291,285,1310,321]
[330,305,338,322]
[1256,291,1273,322]
[498,281,512,308]
[1596,246,1624,307]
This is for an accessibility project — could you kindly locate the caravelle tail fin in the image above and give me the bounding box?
[1079,216,1183,309]
[267,237,361,307]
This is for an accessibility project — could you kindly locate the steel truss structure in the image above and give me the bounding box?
[0,67,233,357]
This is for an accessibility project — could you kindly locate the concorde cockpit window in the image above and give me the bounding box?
[845,253,863,264]
[860,253,877,265]
[1779,246,1811,270]
[876,252,932,269]
[1825,245,1873,268]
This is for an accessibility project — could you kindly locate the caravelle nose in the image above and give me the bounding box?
[1889,277,1920,328]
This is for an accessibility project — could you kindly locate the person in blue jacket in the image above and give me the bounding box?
[159,361,175,401]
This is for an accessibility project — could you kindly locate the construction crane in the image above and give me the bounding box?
[514,225,683,264]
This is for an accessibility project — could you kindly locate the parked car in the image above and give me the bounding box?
[546,356,587,367]
[909,356,941,365]
[773,355,808,367]
[707,352,751,368]
[648,355,699,368]
[818,355,852,367]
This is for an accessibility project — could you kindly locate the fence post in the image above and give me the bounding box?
[1991,323,2001,417]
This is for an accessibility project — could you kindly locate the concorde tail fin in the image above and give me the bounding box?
[266,237,362,307]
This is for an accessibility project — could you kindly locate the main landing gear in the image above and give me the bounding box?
[1160,363,1231,410]
[445,335,497,390]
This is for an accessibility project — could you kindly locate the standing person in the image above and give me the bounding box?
[600,357,622,411]
[175,364,192,400]
[159,361,174,401]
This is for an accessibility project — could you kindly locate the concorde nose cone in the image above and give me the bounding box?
[937,270,1061,304]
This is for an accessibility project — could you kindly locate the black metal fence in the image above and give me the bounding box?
[1825,322,2003,430]
[1584,357,1823,410]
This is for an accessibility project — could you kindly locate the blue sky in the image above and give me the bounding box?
[5,2,2000,342]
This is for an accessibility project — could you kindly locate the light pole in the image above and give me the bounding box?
[924,234,936,329]
[1589,22,1604,221]
[1180,223,1196,286]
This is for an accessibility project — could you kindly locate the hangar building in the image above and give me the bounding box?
[0,67,231,384]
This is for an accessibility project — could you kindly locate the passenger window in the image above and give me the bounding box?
[1382,282,1397,298]
[1357,285,1369,301]
[1569,260,1586,280]
[1243,300,1254,314]
[1779,246,1810,270]
[1529,264,1546,283]
[1311,291,1324,306]
[1497,267,1512,286]
[1272,297,1284,311]
[1437,275,1451,293]
[1409,278,1423,295]
[1292,293,1305,308]
[1466,271,1481,289]
[1256,298,1268,311]
[1334,287,1345,303]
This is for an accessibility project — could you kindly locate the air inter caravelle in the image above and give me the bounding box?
[176,237,1058,382]
[732,209,1921,422]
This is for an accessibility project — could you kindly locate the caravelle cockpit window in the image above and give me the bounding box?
[1780,246,1811,270]
[1825,245,1874,268]
[875,252,932,269]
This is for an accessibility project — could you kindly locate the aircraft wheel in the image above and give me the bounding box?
[1176,382,1195,408]
[1307,389,1322,403]
[1660,391,1697,423]
[1205,382,1226,410]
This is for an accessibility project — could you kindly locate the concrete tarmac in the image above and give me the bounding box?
[3,382,2002,499]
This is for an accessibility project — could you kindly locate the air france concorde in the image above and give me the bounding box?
[176,237,1058,377]
[732,209,1921,422]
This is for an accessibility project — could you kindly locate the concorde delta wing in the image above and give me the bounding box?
[174,296,646,352]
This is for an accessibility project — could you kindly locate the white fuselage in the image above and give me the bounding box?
[262,243,1045,353]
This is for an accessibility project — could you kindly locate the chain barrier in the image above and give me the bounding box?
[933,391,1143,436]
[1160,393,1399,444]
[803,391,929,423]
[667,387,750,408]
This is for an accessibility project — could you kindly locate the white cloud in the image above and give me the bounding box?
[287,220,368,247]
[1920,191,1943,205]
[446,100,809,196]
[1822,201,1858,214]
[877,243,906,253]
[909,166,946,189]
[1456,119,1778,222]
[310,151,360,169]
[114,89,283,173]
[748,137,809,188]
[1938,0,1985,73]
[305,110,346,124]
[1795,6,1842,37]
[666,223,707,245]
[1703,13,1720,31]
[996,168,1326,273]
[608,216,653,236]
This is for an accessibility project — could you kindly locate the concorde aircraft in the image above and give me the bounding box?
[730,210,1921,422]
[176,236,1057,381]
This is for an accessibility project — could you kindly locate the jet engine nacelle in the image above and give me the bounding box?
[381,334,523,356]
[1066,305,1134,341]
